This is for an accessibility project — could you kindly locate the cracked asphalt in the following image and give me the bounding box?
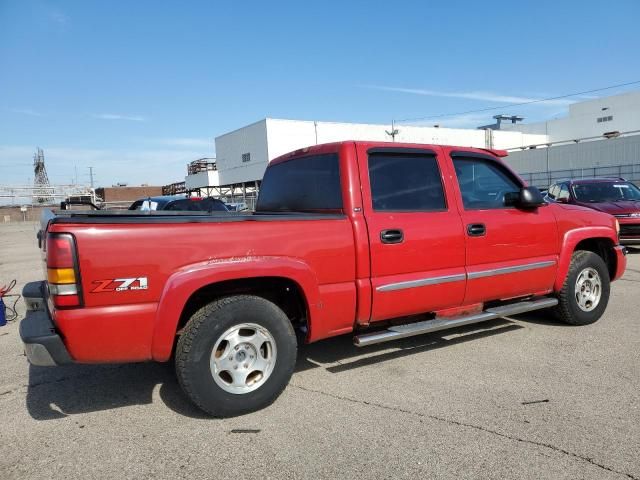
[1,222,639,479]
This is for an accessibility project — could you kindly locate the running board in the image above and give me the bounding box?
[353,297,558,347]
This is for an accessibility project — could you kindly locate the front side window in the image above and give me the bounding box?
[547,184,559,199]
[557,184,570,201]
[368,153,446,211]
[256,154,342,212]
[453,157,521,209]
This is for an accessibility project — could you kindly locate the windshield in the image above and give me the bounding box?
[572,182,640,202]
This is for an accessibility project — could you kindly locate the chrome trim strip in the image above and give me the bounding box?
[468,260,556,280]
[48,283,78,295]
[376,261,556,292]
[376,273,466,292]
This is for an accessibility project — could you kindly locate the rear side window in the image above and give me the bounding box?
[453,157,521,209]
[368,153,446,211]
[256,154,342,212]
[200,198,229,211]
[165,199,204,211]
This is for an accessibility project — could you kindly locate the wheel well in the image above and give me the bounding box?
[575,238,616,279]
[177,277,308,342]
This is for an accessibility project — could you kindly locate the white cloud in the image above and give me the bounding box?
[50,11,69,25]
[93,113,147,122]
[421,113,497,129]
[362,85,576,107]
[8,107,44,117]
[159,137,212,148]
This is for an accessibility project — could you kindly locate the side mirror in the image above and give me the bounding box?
[506,187,546,209]
[556,196,569,204]
[518,186,547,209]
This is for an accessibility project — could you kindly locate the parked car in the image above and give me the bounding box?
[224,201,249,212]
[21,141,626,417]
[546,178,640,245]
[128,195,229,212]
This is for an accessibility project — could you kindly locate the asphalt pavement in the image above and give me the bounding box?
[1,222,638,479]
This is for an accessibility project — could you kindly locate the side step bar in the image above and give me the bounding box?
[353,297,558,347]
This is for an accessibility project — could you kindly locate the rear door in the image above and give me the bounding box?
[357,145,466,322]
[449,151,559,304]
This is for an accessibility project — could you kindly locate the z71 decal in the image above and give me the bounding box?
[91,277,148,293]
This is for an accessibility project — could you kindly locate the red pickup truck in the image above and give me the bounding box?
[21,141,627,417]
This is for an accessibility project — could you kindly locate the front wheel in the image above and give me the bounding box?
[175,295,297,417]
[553,250,610,325]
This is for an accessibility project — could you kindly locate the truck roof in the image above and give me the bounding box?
[270,141,508,166]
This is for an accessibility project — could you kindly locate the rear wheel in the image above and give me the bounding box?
[554,250,610,325]
[176,295,297,417]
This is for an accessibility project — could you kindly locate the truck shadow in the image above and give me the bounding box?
[296,318,524,373]
[25,317,538,420]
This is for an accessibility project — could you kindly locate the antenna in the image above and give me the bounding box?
[385,120,399,142]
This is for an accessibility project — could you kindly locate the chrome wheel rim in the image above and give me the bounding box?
[575,267,602,312]
[210,323,277,395]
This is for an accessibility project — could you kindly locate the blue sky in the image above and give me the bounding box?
[1,0,640,187]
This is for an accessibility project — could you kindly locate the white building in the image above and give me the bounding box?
[501,90,640,142]
[213,118,546,187]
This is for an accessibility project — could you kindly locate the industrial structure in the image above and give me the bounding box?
[198,90,640,197]
[10,91,636,215]
[501,90,640,186]
[32,148,53,203]
[1,149,98,208]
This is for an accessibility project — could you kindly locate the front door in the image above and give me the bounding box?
[449,151,559,304]
[357,145,467,322]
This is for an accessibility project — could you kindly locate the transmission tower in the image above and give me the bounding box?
[33,148,53,204]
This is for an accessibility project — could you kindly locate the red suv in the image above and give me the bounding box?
[546,178,640,245]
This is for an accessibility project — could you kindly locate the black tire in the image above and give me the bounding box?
[553,250,610,325]
[175,295,297,417]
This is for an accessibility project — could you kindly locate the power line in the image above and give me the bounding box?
[394,80,640,124]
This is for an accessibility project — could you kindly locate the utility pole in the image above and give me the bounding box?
[88,166,95,188]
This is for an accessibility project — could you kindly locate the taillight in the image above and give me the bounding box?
[46,233,82,308]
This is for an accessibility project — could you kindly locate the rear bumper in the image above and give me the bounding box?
[19,281,73,366]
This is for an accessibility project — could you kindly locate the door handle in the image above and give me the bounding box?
[467,223,486,237]
[380,229,404,244]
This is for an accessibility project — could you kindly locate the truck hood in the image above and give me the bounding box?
[574,200,640,216]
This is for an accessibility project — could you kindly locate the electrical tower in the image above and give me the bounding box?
[33,148,53,204]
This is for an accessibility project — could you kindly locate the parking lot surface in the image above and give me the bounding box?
[1,222,638,479]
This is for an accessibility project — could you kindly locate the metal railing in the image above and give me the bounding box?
[519,164,640,188]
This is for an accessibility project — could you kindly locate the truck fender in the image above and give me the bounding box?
[554,227,618,292]
[151,256,320,361]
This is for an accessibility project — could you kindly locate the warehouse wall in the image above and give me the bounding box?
[215,119,269,186]
[505,134,640,175]
[0,205,51,223]
[95,186,163,202]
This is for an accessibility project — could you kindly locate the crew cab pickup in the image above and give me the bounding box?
[20,141,627,417]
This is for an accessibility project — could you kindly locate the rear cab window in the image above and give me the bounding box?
[256,153,343,213]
